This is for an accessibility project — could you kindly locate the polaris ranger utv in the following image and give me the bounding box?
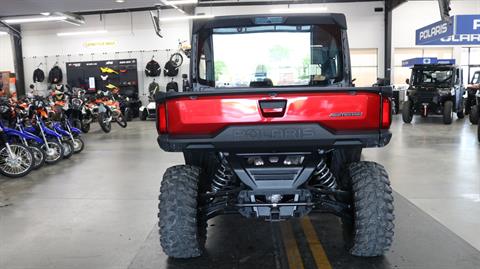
[156,14,394,259]
[466,71,480,124]
[402,63,465,124]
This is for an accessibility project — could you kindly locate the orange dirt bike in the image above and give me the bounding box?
[88,95,127,133]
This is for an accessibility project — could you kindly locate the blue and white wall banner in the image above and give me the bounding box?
[401,58,456,67]
[415,19,454,45]
[415,15,480,45]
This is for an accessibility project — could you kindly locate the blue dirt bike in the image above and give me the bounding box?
[25,98,65,164]
[52,119,84,154]
[0,118,45,170]
[0,102,34,177]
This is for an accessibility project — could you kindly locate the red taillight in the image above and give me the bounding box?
[381,97,392,129]
[157,103,167,134]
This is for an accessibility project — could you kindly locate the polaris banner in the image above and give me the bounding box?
[415,19,454,45]
[415,15,480,45]
[402,58,456,67]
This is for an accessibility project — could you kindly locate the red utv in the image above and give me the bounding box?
[156,13,394,258]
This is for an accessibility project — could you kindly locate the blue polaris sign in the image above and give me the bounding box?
[415,15,480,45]
[455,15,480,35]
[402,58,436,67]
[415,19,453,45]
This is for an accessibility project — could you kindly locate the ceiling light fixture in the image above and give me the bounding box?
[159,14,215,22]
[2,16,67,24]
[271,7,328,13]
[57,30,108,37]
[115,0,126,3]
[40,12,51,16]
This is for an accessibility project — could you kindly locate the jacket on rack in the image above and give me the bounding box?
[33,68,45,83]
[145,60,161,77]
[48,66,63,84]
[163,60,179,77]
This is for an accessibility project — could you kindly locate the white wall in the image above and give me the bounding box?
[0,35,14,72]
[21,9,190,98]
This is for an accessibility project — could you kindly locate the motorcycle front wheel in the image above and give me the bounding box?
[81,122,91,133]
[29,145,46,170]
[0,143,34,178]
[116,113,127,128]
[61,140,74,159]
[72,137,85,154]
[42,140,64,164]
[99,112,112,133]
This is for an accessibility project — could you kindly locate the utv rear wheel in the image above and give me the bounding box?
[443,101,453,124]
[348,161,394,257]
[402,100,413,123]
[470,105,479,124]
[159,165,206,258]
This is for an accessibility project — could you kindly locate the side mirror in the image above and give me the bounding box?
[352,78,357,83]
[182,74,188,79]
[405,78,410,85]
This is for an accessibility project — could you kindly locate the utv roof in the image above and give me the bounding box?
[412,64,457,69]
[192,13,347,34]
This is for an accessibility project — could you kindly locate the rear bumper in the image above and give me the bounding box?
[157,124,391,152]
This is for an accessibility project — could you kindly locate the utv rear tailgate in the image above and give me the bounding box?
[156,87,392,151]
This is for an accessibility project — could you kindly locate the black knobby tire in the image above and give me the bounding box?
[443,100,453,124]
[61,140,74,159]
[81,122,91,133]
[140,109,148,121]
[457,111,465,119]
[348,161,394,257]
[0,144,34,178]
[72,137,85,154]
[99,112,111,133]
[402,100,413,123]
[159,165,206,258]
[42,140,64,164]
[29,145,46,170]
[124,108,133,121]
[170,53,184,68]
[470,105,479,124]
[116,113,127,128]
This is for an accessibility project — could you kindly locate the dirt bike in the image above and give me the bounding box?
[169,40,191,68]
[0,102,35,176]
[24,97,65,164]
[0,127,34,178]
[69,88,93,133]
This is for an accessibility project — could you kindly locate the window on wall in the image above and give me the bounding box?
[393,47,453,85]
[350,49,378,87]
[461,47,480,85]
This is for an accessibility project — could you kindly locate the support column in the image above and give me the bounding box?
[384,4,392,84]
[10,25,25,96]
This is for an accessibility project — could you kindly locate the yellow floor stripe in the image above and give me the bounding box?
[300,217,333,269]
[280,221,305,269]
